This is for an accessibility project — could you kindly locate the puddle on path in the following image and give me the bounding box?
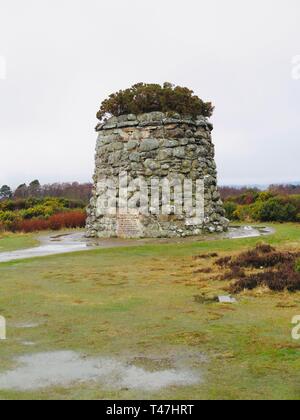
[0,232,88,263]
[0,351,203,392]
[224,225,274,239]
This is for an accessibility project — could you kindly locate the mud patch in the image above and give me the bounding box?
[0,351,203,392]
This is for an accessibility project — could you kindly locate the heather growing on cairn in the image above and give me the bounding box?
[96,82,214,121]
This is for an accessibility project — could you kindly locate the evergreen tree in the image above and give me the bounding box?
[0,185,12,200]
[28,179,41,197]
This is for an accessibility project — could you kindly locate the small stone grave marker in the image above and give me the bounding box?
[218,296,237,304]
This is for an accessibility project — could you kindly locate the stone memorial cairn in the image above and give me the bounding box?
[86,112,228,238]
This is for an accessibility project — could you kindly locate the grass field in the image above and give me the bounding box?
[0,224,300,400]
[0,232,38,253]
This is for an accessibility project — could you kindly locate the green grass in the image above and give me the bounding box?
[0,233,38,253]
[0,223,300,400]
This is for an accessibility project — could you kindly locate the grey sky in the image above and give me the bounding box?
[0,0,299,188]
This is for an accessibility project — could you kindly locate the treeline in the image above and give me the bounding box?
[223,190,300,223]
[219,184,300,200]
[219,186,260,200]
[268,184,300,196]
[0,181,93,203]
[0,180,92,233]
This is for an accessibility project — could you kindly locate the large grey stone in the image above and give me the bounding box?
[161,139,178,148]
[126,140,138,151]
[129,152,141,162]
[173,147,186,159]
[144,159,160,171]
[157,149,173,160]
[139,138,159,152]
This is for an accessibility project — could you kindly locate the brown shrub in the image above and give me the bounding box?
[236,251,294,269]
[221,266,246,281]
[16,218,49,232]
[214,244,300,294]
[15,210,86,232]
[230,244,297,269]
[230,264,300,294]
[255,244,275,254]
[194,268,213,274]
[194,253,219,260]
[215,256,232,267]
[48,211,86,230]
[230,276,260,293]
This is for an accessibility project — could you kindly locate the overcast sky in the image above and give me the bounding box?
[0,0,299,188]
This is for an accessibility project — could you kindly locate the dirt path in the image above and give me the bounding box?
[0,226,274,263]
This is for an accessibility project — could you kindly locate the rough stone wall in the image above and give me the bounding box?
[86,112,229,238]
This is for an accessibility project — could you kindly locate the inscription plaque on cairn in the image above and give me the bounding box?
[116,213,143,239]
